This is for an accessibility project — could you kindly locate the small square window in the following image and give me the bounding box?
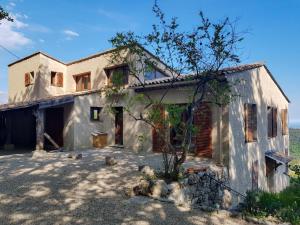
[90,107,101,121]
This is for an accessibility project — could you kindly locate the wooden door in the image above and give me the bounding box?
[115,107,123,145]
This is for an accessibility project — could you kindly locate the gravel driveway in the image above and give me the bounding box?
[0,148,253,225]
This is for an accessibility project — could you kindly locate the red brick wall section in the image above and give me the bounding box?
[193,104,213,158]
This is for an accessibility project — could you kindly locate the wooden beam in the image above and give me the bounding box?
[44,132,60,149]
[35,109,45,150]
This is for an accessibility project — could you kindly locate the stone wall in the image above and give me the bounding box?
[182,170,231,209]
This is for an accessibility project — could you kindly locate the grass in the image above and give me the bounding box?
[290,128,300,160]
[243,185,300,225]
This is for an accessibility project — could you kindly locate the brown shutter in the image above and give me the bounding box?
[194,103,212,157]
[245,104,253,142]
[244,104,249,142]
[267,107,272,138]
[282,109,288,135]
[57,72,63,87]
[88,74,91,90]
[252,104,257,141]
[273,108,277,137]
[24,73,30,86]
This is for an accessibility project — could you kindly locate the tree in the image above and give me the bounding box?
[106,1,243,180]
[0,6,13,23]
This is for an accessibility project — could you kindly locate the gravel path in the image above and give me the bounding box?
[0,148,253,225]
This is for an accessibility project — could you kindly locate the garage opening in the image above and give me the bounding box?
[0,107,36,154]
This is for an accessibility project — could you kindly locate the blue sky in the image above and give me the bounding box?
[0,0,299,123]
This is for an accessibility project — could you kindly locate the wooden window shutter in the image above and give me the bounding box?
[25,73,30,86]
[282,109,288,135]
[273,108,277,137]
[245,104,251,142]
[88,75,91,90]
[252,104,257,141]
[57,72,63,87]
[245,104,257,142]
[267,107,272,138]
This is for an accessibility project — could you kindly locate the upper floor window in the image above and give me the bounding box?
[74,72,91,92]
[51,71,63,87]
[25,71,34,87]
[281,109,288,135]
[244,103,257,142]
[145,65,167,80]
[105,65,129,87]
[268,106,277,138]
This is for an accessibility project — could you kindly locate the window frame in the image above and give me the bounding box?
[244,103,258,143]
[73,72,91,92]
[90,107,102,121]
[25,71,34,87]
[144,64,168,80]
[105,64,129,87]
[51,71,64,87]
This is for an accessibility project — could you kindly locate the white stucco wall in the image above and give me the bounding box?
[227,66,289,196]
[8,54,41,103]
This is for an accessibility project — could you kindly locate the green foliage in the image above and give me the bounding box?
[289,129,300,159]
[243,186,300,225]
[0,6,13,23]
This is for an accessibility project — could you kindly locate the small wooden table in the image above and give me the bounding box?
[92,132,108,148]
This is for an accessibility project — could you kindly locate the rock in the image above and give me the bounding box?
[32,150,48,159]
[150,179,169,198]
[187,174,199,185]
[133,179,151,196]
[67,153,73,158]
[168,183,187,205]
[221,189,232,209]
[105,156,117,166]
[124,187,135,198]
[140,165,155,177]
[138,165,145,171]
[75,153,82,160]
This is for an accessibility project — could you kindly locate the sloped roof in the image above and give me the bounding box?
[130,63,290,103]
[0,89,101,112]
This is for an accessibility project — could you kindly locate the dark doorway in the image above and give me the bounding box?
[0,108,36,152]
[45,107,64,149]
[115,107,123,145]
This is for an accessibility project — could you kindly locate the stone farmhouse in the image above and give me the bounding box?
[0,46,291,196]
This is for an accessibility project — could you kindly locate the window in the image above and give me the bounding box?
[74,72,91,91]
[145,65,167,80]
[25,71,34,87]
[105,65,129,87]
[51,71,63,87]
[90,107,101,121]
[281,109,288,135]
[268,107,277,138]
[244,104,257,142]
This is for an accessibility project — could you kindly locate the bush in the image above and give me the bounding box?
[243,185,300,225]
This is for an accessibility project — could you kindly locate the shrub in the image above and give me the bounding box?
[243,185,300,225]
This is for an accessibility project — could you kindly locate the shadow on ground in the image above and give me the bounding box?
[0,148,252,225]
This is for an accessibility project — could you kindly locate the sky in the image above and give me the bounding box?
[0,0,300,123]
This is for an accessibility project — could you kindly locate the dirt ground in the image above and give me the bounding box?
[0,148,255,225]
